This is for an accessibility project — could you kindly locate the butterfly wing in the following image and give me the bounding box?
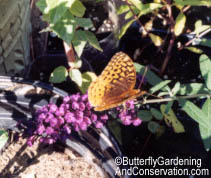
[95,89,145,111]
[88,52,142,111]
[100,52,137,90]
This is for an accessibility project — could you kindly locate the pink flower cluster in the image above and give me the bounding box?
[117,100,142,126]
[27,93,142,146]
[27,93,108,146]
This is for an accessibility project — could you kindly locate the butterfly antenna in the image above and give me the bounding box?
[137,66,162,99]
[138,65,148,90]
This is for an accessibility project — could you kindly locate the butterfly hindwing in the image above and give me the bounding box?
[95,89,144,111]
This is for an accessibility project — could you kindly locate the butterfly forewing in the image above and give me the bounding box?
[88,52,143,111]
[101,52,136,89]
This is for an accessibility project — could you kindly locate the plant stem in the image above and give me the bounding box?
[182,5,191,13]
[63,42,76,63]
[141,93,210,104]
[124,0,148,34]
[160,35,175,75]
[179,27,211,51]
[160,2,176,75]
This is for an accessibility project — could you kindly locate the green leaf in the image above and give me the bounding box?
[200,98,211,150]
[194,20,211,36]
[72,40,86,57]
[172,82,181,95]
[51,11,76,45]
[174,12,186,36]
[165,101,173,114]
[202,98,211,118]
[69,0,86,17]
[185,47,203,54]
[149,80,171,94]
[69,57,82,68]
[0,130,9,150]
[179,99,211,150]
[46,0,61,9]
[138,3,163,16]
[117,5,130,15]
[134,63,171,93]
[148,121,160,133]
[154,0,161,2]
[42,13,51,22]
[73,30,102,55]
[118,19,135,39]
[173,0,211,6]
[200,38,211,48]
[178,83,209,95]
[128,0,144,10]
[179,99,207,126]
[125,11,134,20]
[124,7,139,19]
[45,0,76,23]
[150,108,163,120]
[79,72,97,94]
[200,54,211,90]
[175,3,184,10]
[49,1,69,23]
[158,91,169,97]
[75,17,93,28]
[84,31,102,51]
[69,68,82,87]
[199,124,211,151]
[49,66,68,83]
[129,2,163,16]
[149,33,163,47]
[160,104,185,133]
[36,0,47,12]
[137,110,153,121]
[72,30,87,57]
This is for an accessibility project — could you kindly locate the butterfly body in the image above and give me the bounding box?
[88,52,145,111]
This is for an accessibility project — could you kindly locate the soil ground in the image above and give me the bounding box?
[0,137,103,178]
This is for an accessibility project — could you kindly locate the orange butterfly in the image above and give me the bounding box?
[88,52,145,111]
